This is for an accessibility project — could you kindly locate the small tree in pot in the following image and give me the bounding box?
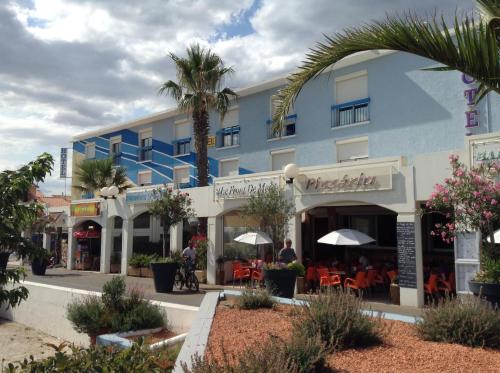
[148,186,194,292]
[422,155,500,304]
[243,184,296,298]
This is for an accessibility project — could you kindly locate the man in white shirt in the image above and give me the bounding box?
[182,240,196,262]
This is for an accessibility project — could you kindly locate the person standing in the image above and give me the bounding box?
[278,239,297,264]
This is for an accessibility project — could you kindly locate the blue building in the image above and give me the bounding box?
[69,49,500,307]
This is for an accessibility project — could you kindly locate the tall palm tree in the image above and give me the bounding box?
[159,44,237,187]
[274,0,500,126]
[75,158,129,196]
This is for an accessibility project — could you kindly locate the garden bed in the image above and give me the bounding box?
[124,328,177,345]
[206,304,500,372]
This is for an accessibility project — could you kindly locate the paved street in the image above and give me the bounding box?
[22,267,207,307]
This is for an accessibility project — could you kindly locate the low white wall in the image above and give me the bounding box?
[0,281,199,347]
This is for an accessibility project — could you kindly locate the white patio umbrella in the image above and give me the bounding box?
[486,229,500,243]
[317,228,375,246]
[234,231,273,245]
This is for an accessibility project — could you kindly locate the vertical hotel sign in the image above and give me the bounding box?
[70,202,101,217]
[462,73,479,135]
[60,147,68,178]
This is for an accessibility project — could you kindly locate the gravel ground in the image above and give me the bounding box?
[0,318,63,366]
[206,306,500,372]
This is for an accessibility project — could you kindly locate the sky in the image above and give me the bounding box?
[0,0,475,195]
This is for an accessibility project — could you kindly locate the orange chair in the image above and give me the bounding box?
[251,269,263,288]
[344,271,368,296]
[424,274,439,299]
[317,268,341,288]
[232,261,250,286]
[386,270,397,284]
[437,272,455,294]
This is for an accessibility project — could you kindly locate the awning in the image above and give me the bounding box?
[73,230,101,239]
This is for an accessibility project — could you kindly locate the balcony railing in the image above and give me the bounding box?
[267,114,297,139]
[217,125,240,148]
[331,98,370,128]
[138,146,152,161]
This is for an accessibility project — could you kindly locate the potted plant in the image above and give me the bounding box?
[422,155,500,305]
[150,256,180,293]
[288,261,306,294]
[390,275,400,305]
[30,248,50,276]
[194,238,208,284]
[128,254,142,277]
[242,184,296,298]
[216,256,225,285]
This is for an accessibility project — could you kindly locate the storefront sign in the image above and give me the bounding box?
[126,189,160,204]
[70,202,100,217]
[208,135,216,148]
[471,138,500,166]
[60,148,68,178]
[462,73,479,135]
[214,176,280,200]
[397,222,417,288]
[296,165,392,195]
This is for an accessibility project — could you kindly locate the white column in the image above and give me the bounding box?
[288,214,302,263]
[121,218,133,275]
[67,227,75,270]
[397,213,424,308]
[170,222,183,254]
[42,232,51,251]
[100,218,113,274]
[206,216,223,285]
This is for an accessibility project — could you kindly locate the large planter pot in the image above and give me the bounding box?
[195,270,207,284]
[141,267,154,278]
[216,270,225,285]
[264,268,297,299]
[296,276,305,294]
[390,284,400,305]
[31,259,48,276]
[469,281,500,306]
[0,252,10,270]
[150,262,178,293]
[128,266,141,277]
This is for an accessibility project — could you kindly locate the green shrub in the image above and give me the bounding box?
[236,288,275,310]
[195,239,208,270]
[129,254,156,268]
[283,330,325,373]
[119,301,166,332]
[298,288,382,350]
[67,295,109,336]
[416,295,500,348]
[474,257,500,283]
[8,340,180,372]
[101,276,126,311]
[287,262,305,276]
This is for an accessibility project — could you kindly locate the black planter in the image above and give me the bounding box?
[150,262,178,293]
[469,281,500,307]
[264,268,297,299]
[31,259,47,276]
[0,252,10,270]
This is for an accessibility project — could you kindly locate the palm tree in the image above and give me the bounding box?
[274,0,500,126]
[159,44,237,187]
[75,158,129,196]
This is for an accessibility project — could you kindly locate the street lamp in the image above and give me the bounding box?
[284,163,299,184]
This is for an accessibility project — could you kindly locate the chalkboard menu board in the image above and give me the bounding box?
[397,222,417,288]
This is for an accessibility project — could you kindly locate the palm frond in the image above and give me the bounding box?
[274,9,500,130]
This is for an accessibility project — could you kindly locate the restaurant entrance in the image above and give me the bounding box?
[73,220,102,271]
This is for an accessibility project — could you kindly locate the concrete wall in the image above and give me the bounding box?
[0,281,198,347]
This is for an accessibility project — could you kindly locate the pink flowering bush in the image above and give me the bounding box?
[422,155,500,280]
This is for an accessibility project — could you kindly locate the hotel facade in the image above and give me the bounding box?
[68,49,500,307]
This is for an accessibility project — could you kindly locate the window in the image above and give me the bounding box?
[133,213,150,229]
[137,170,152,186]
[85,143,96,159]
[110,136,122,165]
[336,137,368,163]
[220,159,239,177]
[174,120,191,155]
[174,167,190,189]
[332,71,369,127]
[139,129,153,161]
[218,109,240,147]
[271,149,295,171]
[268,98,296,139]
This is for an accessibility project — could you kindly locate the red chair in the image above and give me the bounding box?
[344,271,368,296]
[232,261,250,286]
[317,267,341,288]
[251,269,263,288]
[437,272,455,294]
[386,270,397,283]
[424,274,439,300]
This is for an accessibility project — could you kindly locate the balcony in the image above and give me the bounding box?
[267,114,297,140]
[331,98,370,128]
[217,126,240,148]
[138,146,152,162]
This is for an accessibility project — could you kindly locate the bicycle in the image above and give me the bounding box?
[174,257,199,292]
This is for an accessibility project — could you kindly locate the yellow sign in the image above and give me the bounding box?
[70,202,101,217]
[208,135,216,148]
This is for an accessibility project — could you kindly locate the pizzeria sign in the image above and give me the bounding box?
[70,202,101,217]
